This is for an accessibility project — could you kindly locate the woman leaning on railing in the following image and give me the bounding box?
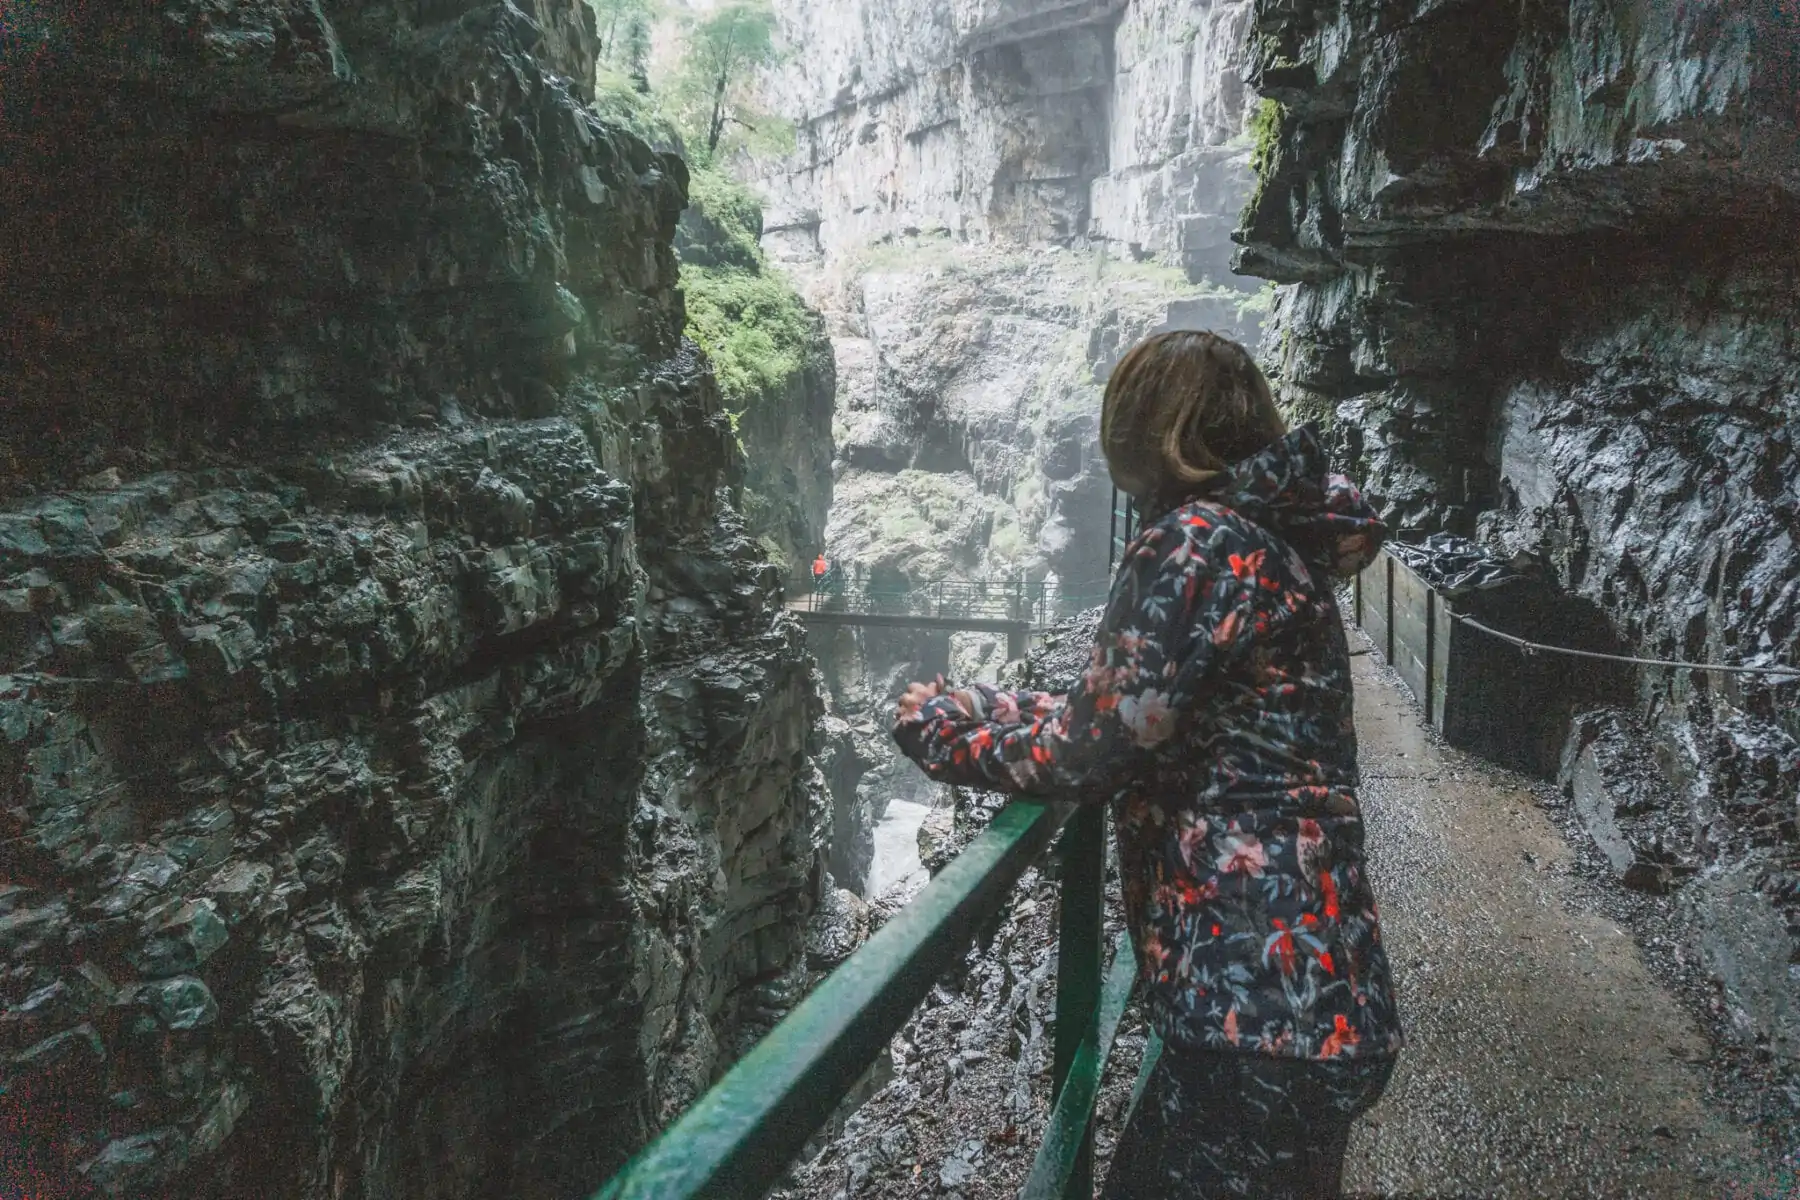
[892,330,1404,1199]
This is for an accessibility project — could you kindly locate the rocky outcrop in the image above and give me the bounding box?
[1235,0,1800,1068]
[762,0,1260,277]
[0,5,838,1197]
[758,0,1271,610]
[675,171,837,580]
[1559,710,1694,894]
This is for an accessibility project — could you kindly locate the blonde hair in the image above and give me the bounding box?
[1100,330,1286,506]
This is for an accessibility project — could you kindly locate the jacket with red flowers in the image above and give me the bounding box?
[893,426,1402,1061]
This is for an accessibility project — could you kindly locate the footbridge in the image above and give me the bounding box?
[787,580,1056,660]
[789,496,1139,659]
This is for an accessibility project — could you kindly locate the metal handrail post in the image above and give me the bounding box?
[1050,802,1107,1199]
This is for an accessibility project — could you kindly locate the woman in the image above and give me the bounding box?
[892,330,1402,1198]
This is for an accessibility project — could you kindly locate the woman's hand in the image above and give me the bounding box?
[895,676,944,725]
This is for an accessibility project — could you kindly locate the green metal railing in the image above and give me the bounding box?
[1108,488,1137,573]
[593,794,1157,1200]
[596,496,1156,1200]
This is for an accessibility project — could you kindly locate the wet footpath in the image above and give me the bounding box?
[781,627,1789,1200]
[1342,630,1782,1198]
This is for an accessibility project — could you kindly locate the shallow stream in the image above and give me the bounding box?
[865,796,934,898]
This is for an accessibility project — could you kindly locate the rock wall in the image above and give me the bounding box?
[761,0,1260,275]
[0,4,837,1197]
[673,172,838,580]
[1235,0,1800,1066]
[754,1,1272,817]
[759,0,1272,602]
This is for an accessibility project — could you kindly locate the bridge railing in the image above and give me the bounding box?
[796,577,1052,623]
[793,577,1126,626]
[1109,488,1137,573]
[591,797,1160,1200]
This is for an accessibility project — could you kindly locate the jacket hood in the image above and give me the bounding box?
[1204,424,1387,578]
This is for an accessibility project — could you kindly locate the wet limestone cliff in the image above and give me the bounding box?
[753,0,1275,878]
[0,4,838,1198]
[1235,1,1800,1069]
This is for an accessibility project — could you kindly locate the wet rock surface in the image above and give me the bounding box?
[0,5,841,1197]
[1239,0,1800,1129]
[1560,710,1695,895]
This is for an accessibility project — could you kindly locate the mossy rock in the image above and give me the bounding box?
[675,170,765,271]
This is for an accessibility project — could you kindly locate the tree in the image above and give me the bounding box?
[624,13,651,93]
[591,0,655,72]
[674,0,780,157]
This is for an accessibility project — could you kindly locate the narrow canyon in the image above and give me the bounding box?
[0,2,1794,1198]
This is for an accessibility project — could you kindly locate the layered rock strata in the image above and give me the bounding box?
[1235,0,1800,1068]
[758,0,1274,610]
[1,4,836,1197]
[762,0,1261,273]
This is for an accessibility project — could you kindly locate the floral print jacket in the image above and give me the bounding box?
[894,426,1402,1062]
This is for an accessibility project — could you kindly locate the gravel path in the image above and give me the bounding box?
[1344,633,1780,1198]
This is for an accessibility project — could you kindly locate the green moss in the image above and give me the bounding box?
[1236,281,1280,322]
[684,267,815,409]
[679,167,817,412]
[1248,97,1285,198]
[592,69,683,148]
[1277,388,1337,436]
[842,231,965,276]
[1237,96,1289,241]
[1095,252,1192,293]
[685,167,767,268]
[756,534,789,570]
[987,511,1025,561]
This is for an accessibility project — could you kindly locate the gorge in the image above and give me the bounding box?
[1,1,1797,1197]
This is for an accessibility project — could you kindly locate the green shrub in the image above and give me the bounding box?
[685,267,816,407]
[678,167,816,411]
[1236,281,1279,321]
[1248,97,1285,190]
[680,167,766,269]
[592,69,683,148]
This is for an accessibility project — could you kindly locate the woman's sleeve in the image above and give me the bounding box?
[893,512,1257,795]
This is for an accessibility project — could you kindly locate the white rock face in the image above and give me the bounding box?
[757,0,1269,776]
[1092,0,1260,275]
[761,0,1259,276]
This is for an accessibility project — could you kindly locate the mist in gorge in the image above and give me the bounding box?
[0,2,1796,1198]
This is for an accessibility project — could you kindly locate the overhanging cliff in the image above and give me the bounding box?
[1235,0,1800,1067]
